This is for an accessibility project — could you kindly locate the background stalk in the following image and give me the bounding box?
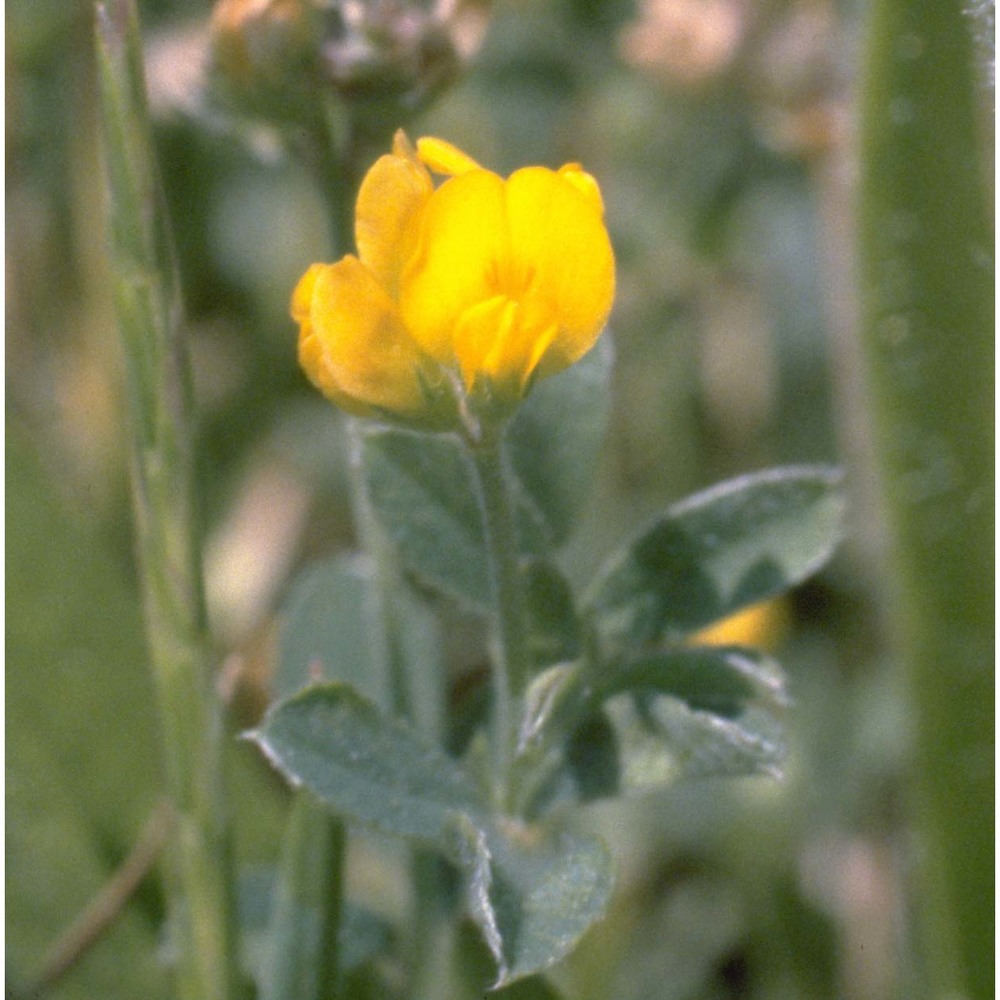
[856,1,993,997]
[94,2,241,997]
[262,795,346,1000]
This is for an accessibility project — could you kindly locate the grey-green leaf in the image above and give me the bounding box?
[605,647,788,719]
[604,694,787,788]
[275,556,384,705]
[530,649,789,812]
[361,428,548,610]
[237,867,392,992]
[452,815,613,988]
[249,683,486,842]
[522,557,582,670]
[586,466,843,652]
[276,555,445,738]
[361,342,613,611]
[508,336,614,545]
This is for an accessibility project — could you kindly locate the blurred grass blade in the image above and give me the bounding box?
[262,794,345,1000]
[95,2,242,997]
[857,1,993,998]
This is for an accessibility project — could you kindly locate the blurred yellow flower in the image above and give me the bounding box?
[690,598,789,651]
[292,130,615,422]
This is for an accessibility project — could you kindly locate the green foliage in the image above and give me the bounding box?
[237,867,393,994]
[589,648,787,792]
[276,556,382,703]
[258,442,843,985]
[362,428,502,608]
[277,552,446,736]
[361,337,615,611]
[521,557,583,668]
[258,794,344,1000]
[507,337,615,546]
[585,467,844,652]
[252,683,615,986]
[252,684,486,844]
[516,648,790,815]
[452,815,612,988]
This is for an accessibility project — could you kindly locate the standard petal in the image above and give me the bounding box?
[355,140,433,295]
[297,257,429,415]
[503,166,615,378]
[400,169,508,363]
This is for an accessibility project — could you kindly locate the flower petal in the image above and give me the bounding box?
[416,136,483,177]
[355,134,433,295]
[557,163,605,215]
[452,294,517,390]
[503,166,615,378]
[400,169,508,363]
[295,257,430,415]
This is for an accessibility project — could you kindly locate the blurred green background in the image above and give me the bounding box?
[6,0,992,998]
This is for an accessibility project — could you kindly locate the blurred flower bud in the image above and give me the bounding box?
[209,0,330,124]
[208,0,490,131]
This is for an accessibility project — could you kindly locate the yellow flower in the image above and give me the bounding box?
[293,131,615,423]
[689,599,789,651]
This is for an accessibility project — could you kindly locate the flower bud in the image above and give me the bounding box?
[209,0,490,130]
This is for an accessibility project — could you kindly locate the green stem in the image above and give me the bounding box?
[857,2,993,998]
[94,3,241,998]
[467,434,532,806]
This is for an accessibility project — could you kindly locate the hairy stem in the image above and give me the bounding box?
[467,434,531,806]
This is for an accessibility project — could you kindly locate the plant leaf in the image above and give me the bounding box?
[452,815,613,988]
[522,557,582,670]
[586,466,843,652]
[604,693,787,788]
[276,556,384,705]
[361,428,548,610]
[251,686,613,988]
[237,867,393,992]
[508,336,614,545]
[360,341,613,612]
[249,683,486,843]
[605,646,788,719]
[527,648,789,812]
[518,663,584,754]
[276,555,445,738]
